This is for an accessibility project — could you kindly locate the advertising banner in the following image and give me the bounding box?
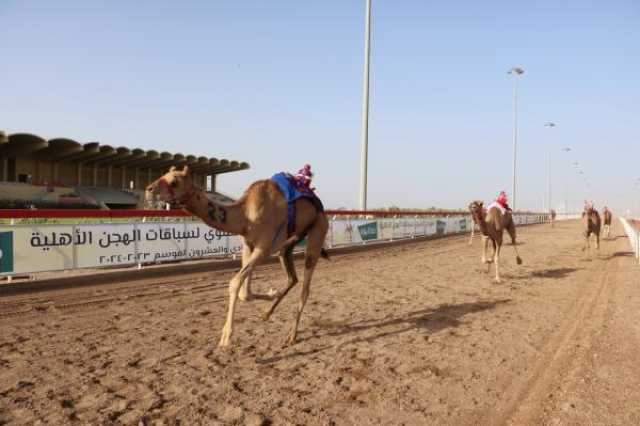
[0,213,548,276]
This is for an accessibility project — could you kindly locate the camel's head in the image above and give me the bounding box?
[468,200,485,223]
[145,166,195,207]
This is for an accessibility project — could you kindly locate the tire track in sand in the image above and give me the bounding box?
[488,248,617,425]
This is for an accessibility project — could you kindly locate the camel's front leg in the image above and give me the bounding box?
[469,223,475,246]
[595,233,600,250]
[582,233,590,253]
[481,235,489,264]
[238,243,278,302]
[238,243,254,302]
[219,248,266,347]
[494,244,502,283]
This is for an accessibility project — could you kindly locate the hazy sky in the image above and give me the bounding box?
[2,0,639,213]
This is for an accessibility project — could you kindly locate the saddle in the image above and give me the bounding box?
[271,172,324,236]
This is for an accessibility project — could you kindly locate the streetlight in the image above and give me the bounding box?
[508,67,524,210]
[561,147,571,214]
[359,0,372,211]
[544,122,556,213]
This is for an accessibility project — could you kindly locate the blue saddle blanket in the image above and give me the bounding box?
[271,172,324,235]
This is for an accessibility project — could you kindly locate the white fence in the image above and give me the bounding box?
[0,213,550,278]
[619,218,640,263]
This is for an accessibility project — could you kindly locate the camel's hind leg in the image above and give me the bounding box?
[219,247,267,347]
[507,222,523,265]
[263,246,299,321]
[287,215,328,345]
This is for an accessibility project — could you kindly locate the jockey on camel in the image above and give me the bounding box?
[496,190,512,211]
[294,164,315,192]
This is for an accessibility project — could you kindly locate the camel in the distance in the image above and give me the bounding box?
[549,209,557,227]
[146,166,329,347]
[582,204,601,252]
[602,207,612,239]
[469,200,522,282]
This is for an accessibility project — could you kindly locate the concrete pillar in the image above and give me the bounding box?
[107,165,112,187]
[134,168,139,190]
[35,160,40,184]
[121,167,126,190]
[2,158,7,181]
[77,163,83,186]
[212,174,217,192]
[93,164,98,186]
[147,169,152,188]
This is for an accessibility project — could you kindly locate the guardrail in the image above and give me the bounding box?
[620,218,640,264]
[0,209,551,281]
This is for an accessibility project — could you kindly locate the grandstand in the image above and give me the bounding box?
[0,131,249,209]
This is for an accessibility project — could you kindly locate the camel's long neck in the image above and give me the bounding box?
[182,186,246,235]
[475,213,490,236]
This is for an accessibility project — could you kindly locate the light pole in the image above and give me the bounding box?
[544,122,556,213]
[508,67,524,210]
[359,0,372,211]
[561,147,571,214]
[571,162,580,212]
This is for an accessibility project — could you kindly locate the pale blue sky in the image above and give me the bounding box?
[2,0,639,212]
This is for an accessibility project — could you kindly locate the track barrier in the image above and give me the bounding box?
[619,218,640,264]
[0,209,554,281]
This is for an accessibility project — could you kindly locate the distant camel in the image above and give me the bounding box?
[602,207,612,239]
[550,209,557,227]
[469,200,522,283]
[581,204,601,252]
[146,166,329,347]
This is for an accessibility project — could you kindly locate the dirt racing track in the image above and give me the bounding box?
[1,220,639,425]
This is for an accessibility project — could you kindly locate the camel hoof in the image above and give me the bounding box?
[238,293,254,302]
[516,257,523,265]
[267,288,279,300]
[494,278,502,284]
[262,311,272,322]
[286,334,297,346]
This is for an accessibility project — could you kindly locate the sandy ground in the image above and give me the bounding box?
[1,220,639,426]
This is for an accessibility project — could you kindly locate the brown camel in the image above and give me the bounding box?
[145,166,329,347]
[602,207,612,239]
[468,201,522,282]
[550,209,557,227]
[582,205,601,251]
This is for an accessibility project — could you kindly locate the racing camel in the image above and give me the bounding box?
[468,200,522,283]
[582,203,601,252]
[602,207,612,239]
[146,166,329,347]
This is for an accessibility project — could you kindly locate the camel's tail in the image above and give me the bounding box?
[321,248,330,260]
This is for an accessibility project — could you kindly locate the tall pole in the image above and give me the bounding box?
[546,151,551,212]
[359,0,372,211]
[508,67,524,210]
[544,122,556,213]
[561,147,571,214]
